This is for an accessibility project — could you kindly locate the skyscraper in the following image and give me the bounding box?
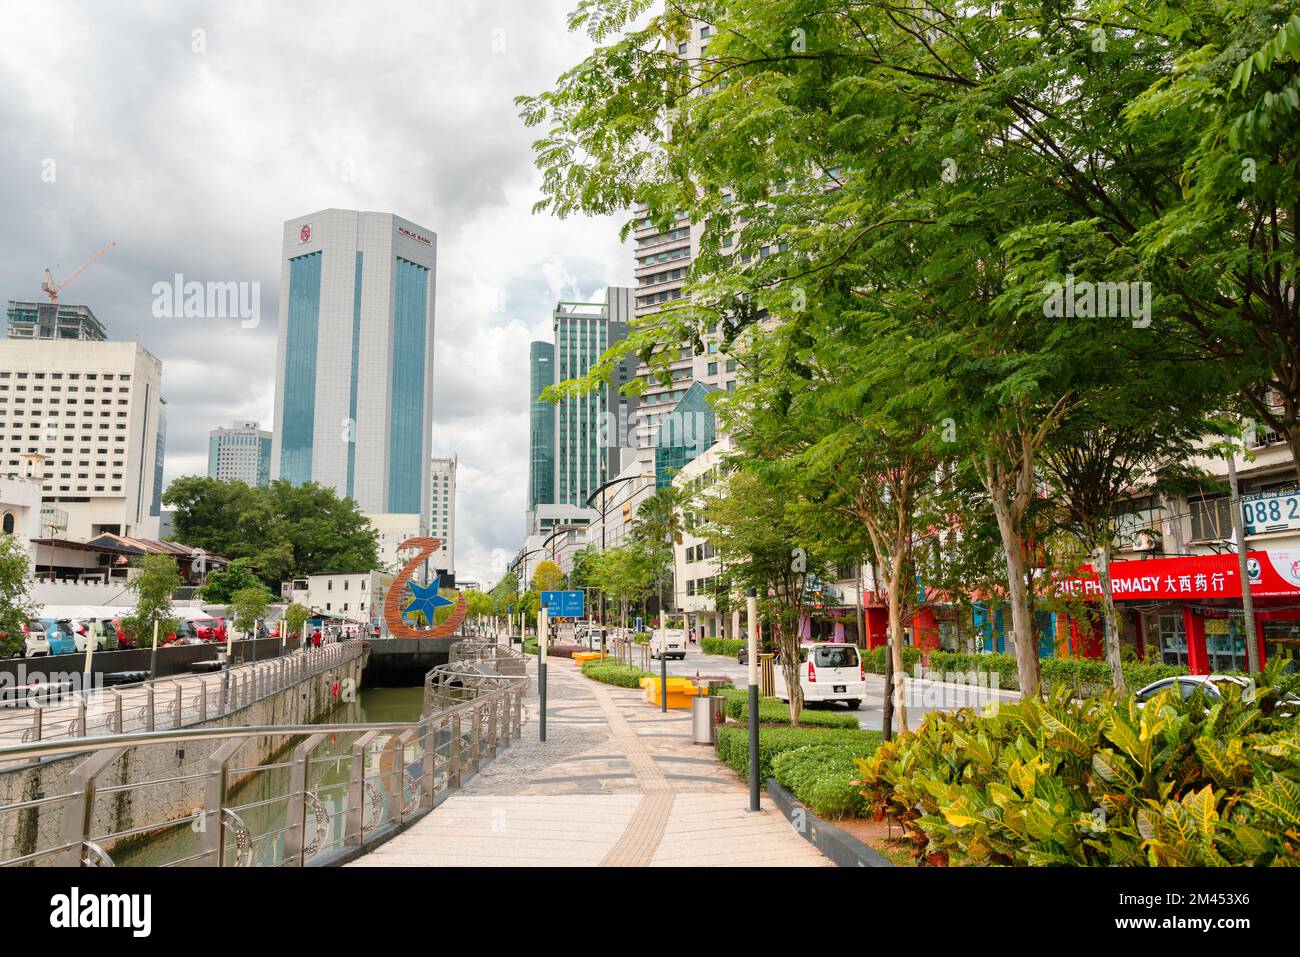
[551,289,632,508]
[271,209,437,529]
[528,341,555,511]
[430,454,456,573]
[208,420,271,486]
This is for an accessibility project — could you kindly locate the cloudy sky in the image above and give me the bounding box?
[0,1,633,588]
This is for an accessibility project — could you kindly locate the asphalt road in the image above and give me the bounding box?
[655,643,1019,733]
[504,630,1021,733]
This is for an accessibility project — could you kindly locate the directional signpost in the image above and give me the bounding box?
[540,590,584,619]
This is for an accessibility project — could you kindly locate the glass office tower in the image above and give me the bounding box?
[271,209,437,529]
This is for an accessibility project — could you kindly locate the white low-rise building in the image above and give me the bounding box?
[281,570,395,634]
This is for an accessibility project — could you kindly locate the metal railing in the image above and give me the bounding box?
[0,641,359,748]
[0,639,529,867]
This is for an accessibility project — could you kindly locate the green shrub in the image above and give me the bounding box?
[856,672,1300,866]
[772,744,875,819]
[719,688,860,728]
[716,725,882,782]
[701,636,745,657]
[580,660,649,688]
[862,645,922,675]
[925,651,1019,691]
[919,651,1189,695]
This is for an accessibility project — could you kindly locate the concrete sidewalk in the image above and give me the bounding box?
[348,658,831,867]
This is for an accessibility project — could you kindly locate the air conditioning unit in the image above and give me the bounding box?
[1131,528,1161,553]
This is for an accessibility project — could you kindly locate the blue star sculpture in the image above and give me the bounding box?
[403,575,454,625]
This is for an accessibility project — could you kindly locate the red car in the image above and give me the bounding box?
[190,618,223,641]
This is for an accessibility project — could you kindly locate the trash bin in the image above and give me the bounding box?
[691,694,726,746]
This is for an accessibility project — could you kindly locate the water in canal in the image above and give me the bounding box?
[113,684,426,866]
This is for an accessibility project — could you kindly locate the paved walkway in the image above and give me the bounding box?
[348,658,831,867]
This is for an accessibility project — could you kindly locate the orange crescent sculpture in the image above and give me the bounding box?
[382,536,468,638]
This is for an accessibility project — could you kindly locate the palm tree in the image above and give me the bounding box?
[632,485,686,624]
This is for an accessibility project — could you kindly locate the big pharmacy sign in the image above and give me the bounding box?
[1055,551,1300,601]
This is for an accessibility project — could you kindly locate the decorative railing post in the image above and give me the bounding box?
[58,746,125,866]
[283,732,327,866]
[146,684,155,732]
[201,738,243,867]
[468,702,481,773]
[345,731,381,847]
[449,712,462,788]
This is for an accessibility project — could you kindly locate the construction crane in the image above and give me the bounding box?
[41,240,116,304]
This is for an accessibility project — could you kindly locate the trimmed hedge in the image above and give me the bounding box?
[701,636,745,657]
[921,650,1189,695]
[772,744,877,819]
[719,688,861,728]
[715,725,882,782]
[544,643,586,660]
[579,660,649,688]
[862,645,922,675]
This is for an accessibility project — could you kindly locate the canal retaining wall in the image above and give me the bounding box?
[0,649,363,865]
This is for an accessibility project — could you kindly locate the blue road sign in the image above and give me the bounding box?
[541,590,584,619]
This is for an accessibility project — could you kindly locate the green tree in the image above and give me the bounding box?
[164,476,379,584]
[631,486,685,622]
[591,545,656,631]
[530,560,564,594]
[703,469,826,723]
[121,554,182,647]
[0,536,36,657]
[199,558,264,604]
[229,585,274,638]
[283,602,311,644]
[489,572,520,616]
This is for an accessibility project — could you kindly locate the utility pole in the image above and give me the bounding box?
[1227,453,1261,672]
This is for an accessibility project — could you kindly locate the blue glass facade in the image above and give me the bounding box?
[388,257,429,513]
[346,251,363,499]
[529,341,555,510]
[281,252,322,485]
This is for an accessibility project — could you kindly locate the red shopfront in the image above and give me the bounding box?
[1056,551,1300,675]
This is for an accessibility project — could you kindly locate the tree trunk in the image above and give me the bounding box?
[886,546,909,734]
[990,493,1040,697]
[881,634,895,742]
[1094,542,1126,693]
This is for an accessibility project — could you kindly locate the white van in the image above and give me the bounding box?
[650,628,687,660]
[774,642,866,709]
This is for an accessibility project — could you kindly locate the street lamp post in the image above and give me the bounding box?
[586,471,657,640]
[746,587,760,812]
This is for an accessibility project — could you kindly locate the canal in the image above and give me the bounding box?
[114,684,426,866]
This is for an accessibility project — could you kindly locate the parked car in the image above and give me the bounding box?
[189,617,224,642]
[71,618,120,653]
[1134,674,1300,716]
[773,641,866,710]
[737,643,781,665]
[30,618,77,656]
[14,621,52,658]
[650,628,687,660]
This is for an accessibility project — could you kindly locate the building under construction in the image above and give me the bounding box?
[4,301,107,341]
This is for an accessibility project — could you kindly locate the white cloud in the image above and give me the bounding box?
[0,0,634,588]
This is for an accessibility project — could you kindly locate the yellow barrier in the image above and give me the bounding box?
[638,675,703,709]
[572,652,605,667]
